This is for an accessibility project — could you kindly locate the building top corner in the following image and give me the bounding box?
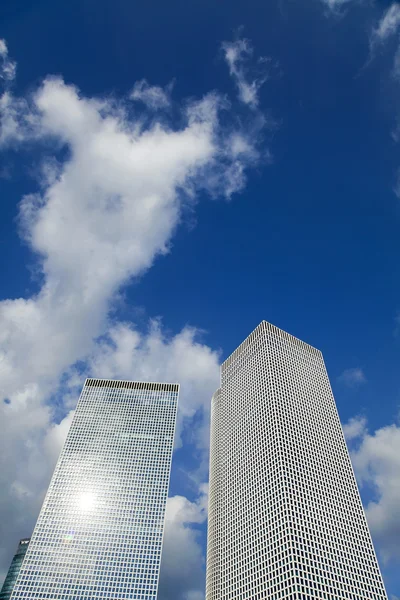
[221,320,322,376]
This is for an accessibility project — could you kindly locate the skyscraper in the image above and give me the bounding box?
[0,539,30,600]
[206,321,388,600]
[11,378,179,600]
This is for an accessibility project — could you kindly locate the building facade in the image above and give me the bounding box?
[0,539,30,600]
[11,379,179,600]
[206,321,388,600]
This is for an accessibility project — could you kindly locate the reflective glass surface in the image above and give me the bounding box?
[11,380,178,600]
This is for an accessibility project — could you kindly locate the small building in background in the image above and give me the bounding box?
[0,539,30,600]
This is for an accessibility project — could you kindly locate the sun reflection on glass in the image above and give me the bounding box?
[78,492,95,511]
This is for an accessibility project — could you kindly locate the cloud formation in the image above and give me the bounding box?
[338,367,367,387]
[368,4,400,81]
[222,38,268,109]
[372,4,400,44]
[0,57,263,414]
[130,79,172,109]
[158,487,208,600]
[0,39,16,81]
[342,415,367,441]
[1,77,223,405]
[344,417,400,564]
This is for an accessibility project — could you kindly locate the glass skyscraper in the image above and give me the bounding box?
[11,378,179,600]
[206,321,388,600]
[0,539,30,600]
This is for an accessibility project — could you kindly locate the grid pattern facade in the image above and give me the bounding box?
[0,539,30,600]
[11,379,179,600]
[206,321,388,600]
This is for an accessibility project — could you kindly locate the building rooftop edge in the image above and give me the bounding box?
[84,378,180,391]
[221,320,322,373]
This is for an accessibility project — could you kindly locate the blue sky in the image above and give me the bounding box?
[1,0,400,598]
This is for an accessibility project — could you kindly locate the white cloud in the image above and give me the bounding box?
[131,79,172,109]
[0,74,254,414]
[0,38,271,593]
[0,39,16,81]
[158,486,208,600]
[369,4,400,80]
[349,422,400,563]
[222,38,268,108]
[342,415,367,441]
[43,410,75,463]
[338,367,366,387]
[373,4,400,43]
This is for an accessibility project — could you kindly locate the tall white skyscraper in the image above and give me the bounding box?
[11,378,179,600]
[206,321,388,600]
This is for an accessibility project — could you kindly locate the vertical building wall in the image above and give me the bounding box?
[0,540,30,600]
[206,388,222,600]
[11,379,178,600]
[206,321,388,600]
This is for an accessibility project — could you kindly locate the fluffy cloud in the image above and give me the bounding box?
[342,414,367,440]
[158,487,208,600]
[345,418,400,563]
[1,77,221,409]
[0,59,262,413]
[338,367,366,387]
[0,38,268,593]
